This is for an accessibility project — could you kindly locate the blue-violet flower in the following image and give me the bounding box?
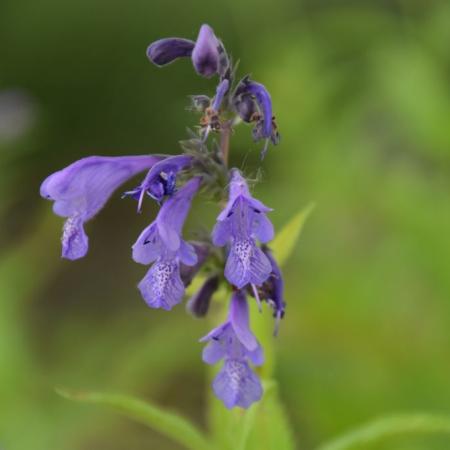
[40,155,161,260]
[201,290,263,408]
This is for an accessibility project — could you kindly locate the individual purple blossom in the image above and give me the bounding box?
[201,290,263,409]
[40,155,162,260]
[234,76,280,158]
[123,154,193,210]
[147,24,228,79]
[132,177,201,310]
[212,169,273,290]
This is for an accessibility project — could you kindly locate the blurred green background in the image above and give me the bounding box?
[1,0,450,449]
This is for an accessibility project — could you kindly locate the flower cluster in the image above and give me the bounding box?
[40,24,283,409]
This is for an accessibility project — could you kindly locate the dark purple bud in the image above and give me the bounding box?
[192,24,220,78]
[180,242,210,286]
[186,274,219,317]
[147,38,195,66]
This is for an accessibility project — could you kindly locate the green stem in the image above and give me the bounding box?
[220,121,232,167]
[317,413,450,450]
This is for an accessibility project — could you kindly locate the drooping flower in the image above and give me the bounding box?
[212,169,273,290]
[233,76,280,157]
[132,177,201,310]
[40,155,162,260]
[201,290,263,409]
[147,24,228,79]
[124,154,193,209]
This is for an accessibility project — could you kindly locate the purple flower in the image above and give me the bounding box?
[124,154,193,210]
[40,155,162,260]
[234,77,280,158]
[201,290,263,409]
[147,24,228,79]
[212,169,273,290]
[132,177,201,310]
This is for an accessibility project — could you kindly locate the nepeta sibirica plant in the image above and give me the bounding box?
[40,24,282,409]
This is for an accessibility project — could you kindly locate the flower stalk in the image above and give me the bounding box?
[40,23,284,410]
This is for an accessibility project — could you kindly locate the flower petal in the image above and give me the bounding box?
[201,325,230,364]
[132,222,161,265]
[179,242,210,286]
[229,291,258,351]
[212,359,263,409]
[211,218,231,247]
[224,239,272,288]
[61,216,88,260]
[138,260,184,310]
[252,211,274,243]
[178,240,198,266]
[41,155,161,220]
[157,177,201,236]
[147,38,195,66]
[248,344,264,366]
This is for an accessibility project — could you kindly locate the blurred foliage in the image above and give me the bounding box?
[1,0,450,449]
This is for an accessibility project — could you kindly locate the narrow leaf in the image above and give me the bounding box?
[56,389,211,450]
[317,413,450,450]
[272,203,315,266]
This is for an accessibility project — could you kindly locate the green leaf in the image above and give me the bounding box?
[272,203,315,267]
[317,413,450,450]
[56,389,211,450]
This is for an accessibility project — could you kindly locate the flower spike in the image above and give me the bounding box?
[41,24,289,410]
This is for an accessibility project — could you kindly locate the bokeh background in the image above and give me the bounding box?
[1,0,449,449]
